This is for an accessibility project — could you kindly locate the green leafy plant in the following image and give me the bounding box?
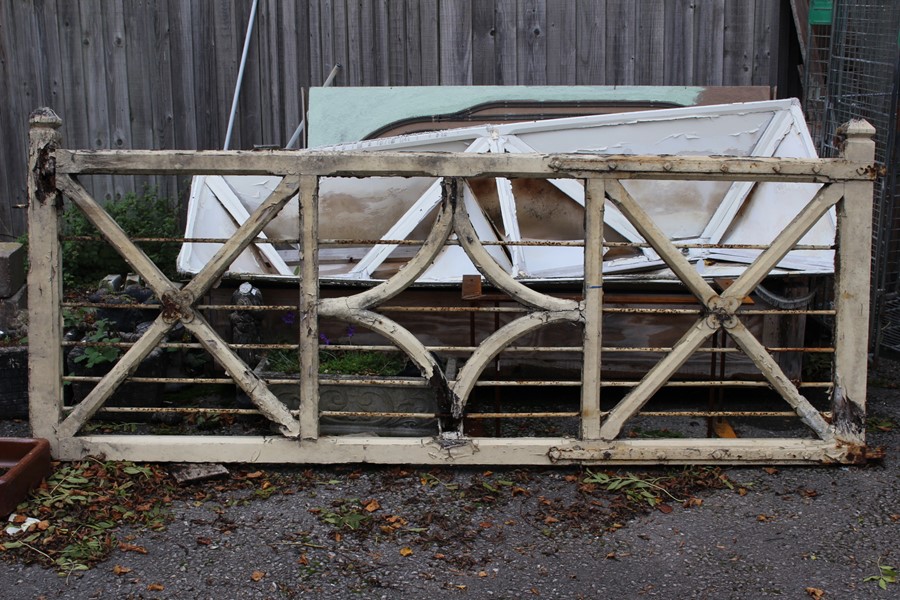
[865,563,897,590]
[315,499,370,530]
[583,470,683,506]
[73,318,121,368]
[58,188,180,286]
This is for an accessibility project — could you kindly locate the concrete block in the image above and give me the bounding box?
[0,284,26,332]
[0,243,25,298]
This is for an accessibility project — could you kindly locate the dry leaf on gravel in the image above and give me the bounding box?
[251,570,265,581]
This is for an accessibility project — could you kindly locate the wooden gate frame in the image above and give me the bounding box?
[27,108,878,465]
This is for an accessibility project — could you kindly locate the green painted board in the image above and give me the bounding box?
[307,86,706,147]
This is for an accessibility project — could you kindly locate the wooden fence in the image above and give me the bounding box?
[1,0,788,241]
[28,107,878,465]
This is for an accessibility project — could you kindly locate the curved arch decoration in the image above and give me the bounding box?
[451,309,582,421]
[317,307,458,431]
[320,182,454,314]
[451,179,579,313]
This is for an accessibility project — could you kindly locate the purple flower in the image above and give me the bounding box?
[346,325,356,339]
[281,311,297,326]
[319,333,331,346]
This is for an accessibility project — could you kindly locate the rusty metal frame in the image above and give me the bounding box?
[27,108,877,465]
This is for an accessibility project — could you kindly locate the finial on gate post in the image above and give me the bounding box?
[837,119,877,164]
[28,108,63,208]
[29,107,62,129]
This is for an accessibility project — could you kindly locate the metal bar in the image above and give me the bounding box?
[223,0,259,151]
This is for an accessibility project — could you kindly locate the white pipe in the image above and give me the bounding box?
[223,0,260,151]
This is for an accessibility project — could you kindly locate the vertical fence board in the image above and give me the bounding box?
[606,0,636,85]
[635,0,665,85]
[517,0,546,85]
[752,0,778,86]
[472,0,496,84]
[439,0,473,84]
[694,0,725,85]
[388,0,407,85]
[575,0,605,84]
[724,0,755,86]
[418,0,440,85]
[546,0,576,85]
[373,0,390,85]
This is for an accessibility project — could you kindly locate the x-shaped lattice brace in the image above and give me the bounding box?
[596,179,842,442]
[56,174,304,439]
[446,177,843,443]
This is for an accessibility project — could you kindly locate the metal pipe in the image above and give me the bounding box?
[223,0,259,151]
[286,64,341,149]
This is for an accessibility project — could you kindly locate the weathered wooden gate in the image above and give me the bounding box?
[27,108,878,464]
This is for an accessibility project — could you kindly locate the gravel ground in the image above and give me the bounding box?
[1,365,898,599]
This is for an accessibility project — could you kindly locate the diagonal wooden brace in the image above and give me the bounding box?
[723,183,843,301]
[184,313,300,437]
[58,176,176,297]
[599,318,718,441]
[58,317,173,438]
[605,179,719,306]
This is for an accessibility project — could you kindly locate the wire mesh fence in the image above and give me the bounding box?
[803,0,900,354]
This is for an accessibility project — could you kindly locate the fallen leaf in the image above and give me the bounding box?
[530,587,540,595]
[479,521,493,529]
[147,583,164,592]
[478,571,488,578]
[738,487,748,496]
[12,515,26,524]
[801,489,818,498]
[805,587,825,599]
[37,520,51,531]
[564,474,579,482]
[112,565,132,575]
[434,553,446,560]
[196,537,212,546]
[298,554,309,566]
[135,503,152,512]
[400,547,413,557]
[657,503,674,514]
[245,471,264,479]
[683,497,703,508]
[455,585,467,590]
[890,514,900,522]
[757,514,773,522]
[606,552,617,560]
[119,542,148,554]
[251,570,265,582]
[543,516,559,524]
[334,533,342,542]
[512,486,529,496]
[763,467,779,475]
[363,499,381,513]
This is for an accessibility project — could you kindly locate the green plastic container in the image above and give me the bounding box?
[809,0,833,26]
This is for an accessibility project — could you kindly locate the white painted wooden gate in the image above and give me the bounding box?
[27,108,878,465]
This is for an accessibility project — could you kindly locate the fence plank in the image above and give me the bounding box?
[753,0,778,86]
[546,0,576,85]
[388,0,406,85]
[635,0,665,85]
[724,0,755,86]
[517,0,546,85]
[575,0,605,84]
[472,0,496,84]
[606,0,635,85]
[418,0,440,85]
[694,0,725,85]
[440,0,473,84]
